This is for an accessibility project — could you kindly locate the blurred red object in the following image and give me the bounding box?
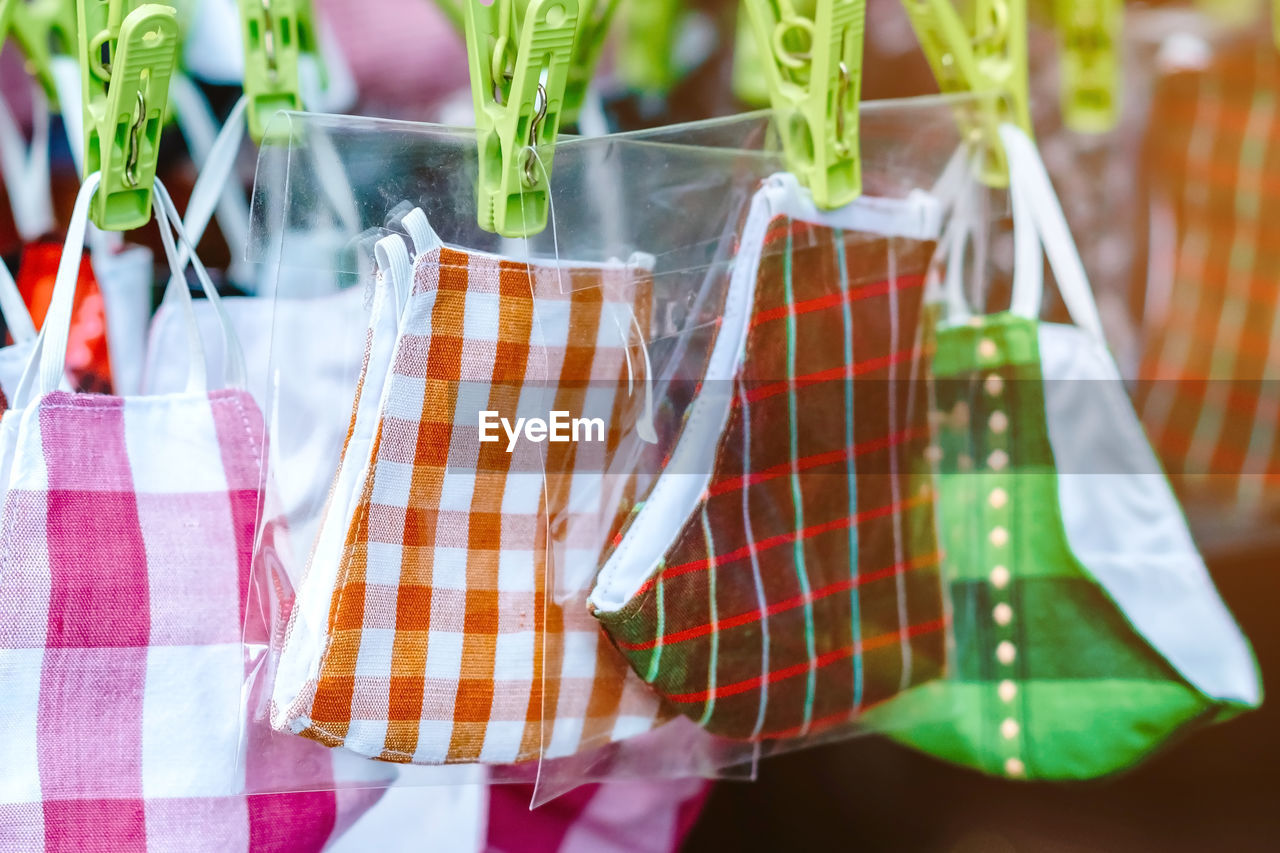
[14,241,113,394]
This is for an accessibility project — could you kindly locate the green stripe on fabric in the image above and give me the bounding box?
[784,229,819,731]
[834,229,864,710]
[697,506,720,727]
[738,376,772,737]
[645,574,665,683]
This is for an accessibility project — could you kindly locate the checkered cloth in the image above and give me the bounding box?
[595,217,948,740]
[273,246,664,765]
[869,313,1258,780]
[1138,36,1280,511]
[0,389,379,851]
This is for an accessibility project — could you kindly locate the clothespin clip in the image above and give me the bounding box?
[899,0,1030,187]
[238,0,309,142]
[732,4,770,107]
[618,0,682,96]
[562,0,620,122]
[464,0,580,237]
[741,0,865,209]
[77,2,181,230]
[1055,0,1121,133]
[4,0,77,101]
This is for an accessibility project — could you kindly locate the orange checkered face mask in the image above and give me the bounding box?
[271,228,666,765]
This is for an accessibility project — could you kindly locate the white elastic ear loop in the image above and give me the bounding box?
[1006,135,1045,322]
[170,81,252,283]
[373,233,412,307]
[1000,123,1106,340]
[0,86,56,242]
[0,257,37,344]
[400,208,443,258]
[938,174,982,324]
[150,179,212,394]
[31,172,102,400]
[153,179,250,391]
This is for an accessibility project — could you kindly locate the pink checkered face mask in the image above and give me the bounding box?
[0,174,269,813]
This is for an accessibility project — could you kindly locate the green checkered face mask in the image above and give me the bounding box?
[865,124,1261,780]
[589,174,954,742]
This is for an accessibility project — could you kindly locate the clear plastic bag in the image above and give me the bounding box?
[243,96,979,803]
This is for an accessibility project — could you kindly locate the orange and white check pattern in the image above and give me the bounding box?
[274,246,664,764]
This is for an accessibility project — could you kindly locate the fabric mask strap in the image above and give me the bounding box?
[152,179,249,393]
[0,256,36,344]
[937,165,985,324]
[0,85,55,242]
[16,172,103,404]
[50,56,85,178]
[1001,123,1105,340]
[170,78,252,284]
[373,232,413,302]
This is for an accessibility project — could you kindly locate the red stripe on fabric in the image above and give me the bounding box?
[43,800,148,853]
[248,793,338,852]
[750,275,926,329]
[767,691,903,740]
[740,346,922,406]
[38,397,148,849]
[708,426,929,499]
[763,219,817,247]
[636,494,932,596]
[617,552,942,652]
[666,618,949,704]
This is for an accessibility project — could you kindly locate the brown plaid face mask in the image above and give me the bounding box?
[589,176,950,741]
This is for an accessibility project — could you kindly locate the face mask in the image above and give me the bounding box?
[272,233,664,765]
[0,176,373,849]
[589,174,950,741]
[866,124,1260,780]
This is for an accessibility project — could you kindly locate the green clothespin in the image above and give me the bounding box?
[1056,0,1122,134]
[618,0,682,96]
[464,0,579,237]
[741,0,866,209]
[899,0,1030,187]
[77,1,181,230]
[732,2,769,107]
[4,0,77,101]
[562,0,619,122]
[238,0,305,142]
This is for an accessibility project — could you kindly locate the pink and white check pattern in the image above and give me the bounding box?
[0,390,379,852]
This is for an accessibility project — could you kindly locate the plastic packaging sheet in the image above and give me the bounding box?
[242,95,985,803]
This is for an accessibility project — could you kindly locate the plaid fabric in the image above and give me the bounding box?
[870,313,1254,780]
[0,388,378,851]
[596,217,947,740]
[1138,36,1280,510]
[274,246,664,764]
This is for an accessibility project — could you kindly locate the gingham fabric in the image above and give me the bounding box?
[868,312,1260,779]
[594,215,948,741]
[0,388,379,851]
[1138,36,1280,511]
[273,245,664,764]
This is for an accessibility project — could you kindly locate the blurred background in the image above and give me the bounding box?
[4,2,1278,849]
